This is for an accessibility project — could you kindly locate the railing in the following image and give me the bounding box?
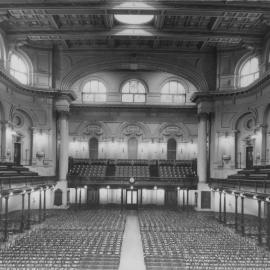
[68,175,198,188]
[209,178,270,194]
[0,176,57,193]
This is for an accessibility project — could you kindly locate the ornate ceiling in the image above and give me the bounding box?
[0,0,269,51]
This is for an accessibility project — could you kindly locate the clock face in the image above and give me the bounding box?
[129,177,135,183]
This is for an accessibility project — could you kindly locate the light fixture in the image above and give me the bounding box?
[84,185,87,189]
[114,14,154,25]
[154,186,157,190]
[177,187,180,191]
[106,185,110,189]
[131,186,134,190]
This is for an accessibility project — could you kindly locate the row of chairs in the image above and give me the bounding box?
[68,164,106,177]
[139,209,270,269]
[0,209,126,269]
[115,165,150,177]
[159,165,196,178]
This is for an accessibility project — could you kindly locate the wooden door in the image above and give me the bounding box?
[246,146,253,168]
[126,189,138,209]
[167,138,177,160]
[14,142,21,165]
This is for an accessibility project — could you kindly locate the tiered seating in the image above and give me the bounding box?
[115,165,149,177]
[0,209,126,269]
[0,163,38,178]
[159,164,196,178]
[228,165,270,181]
[139,209,270,269]
[68,164,106,177]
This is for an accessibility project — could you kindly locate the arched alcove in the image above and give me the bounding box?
[128,137,138,159]
[89,137,99,159]
[167,138,177,160]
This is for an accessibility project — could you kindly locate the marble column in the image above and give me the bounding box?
[0,120,8,161]
[260,125,267,165]
[197,113,208,183]
[58,111,69,181]
[54,94,75,208]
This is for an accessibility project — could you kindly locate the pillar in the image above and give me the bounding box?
[223,192,226,224]
[182,189,185,209]
[20,192,25,232]
[58,111,69,181]
[4,196,9,242]
[241,196,245,236]
[219,191,222,222]
[75,187,78,207]
[261,125,267,165]
[27,191,31,229]
[257,199,262,245]
[55,93,75,207]
[235,194,238,231]
[267,201,270,250]
[0,121,7,161]
[39,188,42,223]
[187,189,189,208]
[197,113,208,183]
[43,188,46,221]
[79,187,82,208]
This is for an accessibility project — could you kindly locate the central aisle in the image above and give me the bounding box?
[119,211,146,270]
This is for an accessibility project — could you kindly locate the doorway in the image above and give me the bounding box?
[246,146,253,168]
[128,137,138,159]
[126,189,138,209]
[14,142,21,165]
[165,189,178,208]
[89,137,98,159]
[167,138,177,160]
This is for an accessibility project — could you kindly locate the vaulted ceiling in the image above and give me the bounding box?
[0,0,269,51]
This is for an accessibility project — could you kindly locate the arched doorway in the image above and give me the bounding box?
[128,137,138,159]
[89,137,98,159]
[167,138,177,160]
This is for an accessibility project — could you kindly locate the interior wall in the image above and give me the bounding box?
[68,107,198,160]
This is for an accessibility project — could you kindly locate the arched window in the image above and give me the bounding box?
[161,80,186,104]
[82,79,106,103]
[9,53,30,85]
[238,57,259,88]
[121,79,146,103]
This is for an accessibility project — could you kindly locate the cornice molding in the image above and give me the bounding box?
[191,71,270,103]
[0,66,77,101]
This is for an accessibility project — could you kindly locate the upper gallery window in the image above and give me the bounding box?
[161,80,187,104]
[238,57,259,88]
[10,53,30,85]
[121,79,147,103]
[82,79,106,103]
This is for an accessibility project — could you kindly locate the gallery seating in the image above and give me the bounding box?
[115,165,150,177]
[0,209,126,270]
[159,164,196,179]
[139,209,270,269]
[68,164,106,177]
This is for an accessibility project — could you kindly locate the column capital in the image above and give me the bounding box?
[197,101,214,115]
[54,91,76,113]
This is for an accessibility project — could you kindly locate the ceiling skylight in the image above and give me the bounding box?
[114,14,154,24]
